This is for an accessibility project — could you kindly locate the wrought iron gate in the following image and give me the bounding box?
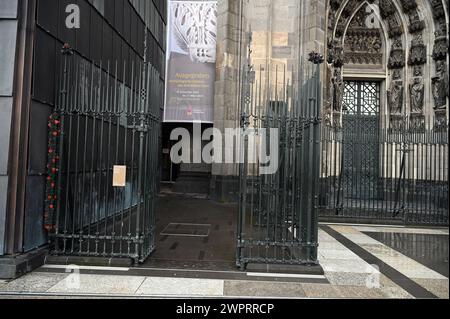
[341,81,381,201]
[46,50,161,263]
[320,81,449,226]
[237,59,322,269]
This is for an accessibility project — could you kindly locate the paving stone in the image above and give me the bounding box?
[319,248,360,260]
[412,278,449,299]
[380,286,414,299]
[329,225,361,235]
[0,273,69,293]
[223,280,306,298]
[335,285,385,299]
[354,226,449,235]
[321,258,379,273]
[341,233,383,245]
[325,272,378,287]
[136,277,224,296]
[301,283,344,298]
[370,256,446,280]
[48,274,146,295]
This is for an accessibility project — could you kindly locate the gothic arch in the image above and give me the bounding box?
[326,0,448,130]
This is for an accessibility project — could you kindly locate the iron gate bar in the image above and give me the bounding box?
[48,49,161,263]
[319,107,448,226]
[237,57,322,269]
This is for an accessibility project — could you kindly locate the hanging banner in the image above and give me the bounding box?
[164,0,218,123]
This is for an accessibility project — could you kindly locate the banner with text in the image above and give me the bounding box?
[164,0,218,123]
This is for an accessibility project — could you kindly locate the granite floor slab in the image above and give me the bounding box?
[223,280,306,298]
[136,277,224,296]
[48,274,146,295]
[0,273,69,293]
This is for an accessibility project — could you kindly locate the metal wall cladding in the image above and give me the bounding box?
[0,0,18,18]
[24,176,48,252]
[0,20,18,96]
[29,101,53,175]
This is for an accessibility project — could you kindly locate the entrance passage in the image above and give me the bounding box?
[141,190,237,271]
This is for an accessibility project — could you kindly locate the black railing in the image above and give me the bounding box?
[319,120,449,226]
[47,51,162,263]
[237,62,322,269]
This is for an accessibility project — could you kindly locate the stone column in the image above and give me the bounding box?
[211,0,245,201]
[211,0,327,202]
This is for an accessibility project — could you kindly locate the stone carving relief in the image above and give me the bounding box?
[331,68,344,112]
[328,0,448,130]
[343,5,383,66]
[328,39,344,67]
[432,60,449,110]
[387,15,403,38]
[379,0,396,19]
[409,66,425,113]
[399,0,417,13]
[409,34,427,65]
[388,39,405,69]
[430,0,446,19]
[388,70,404,115]
[408,10,425,33]
[433,20,448,61]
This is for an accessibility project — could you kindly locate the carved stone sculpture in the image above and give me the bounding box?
[332,68,344,111]
[408,10,425,33]
[387,15,403,38]
[388,70,404,114]
[410,77,425,113]
[400,0,417,13]
[429,0,446,19]
[388,39,405,69]
[433,21,448,61]
[409,34,427,65]
[432,60,449,109]
[331,41,345,68]
[379,0,396,18]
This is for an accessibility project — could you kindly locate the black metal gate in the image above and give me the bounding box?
[320,82,449,226]
[237,58,322,269]
[46,49,161,263]
[342,81,381,200]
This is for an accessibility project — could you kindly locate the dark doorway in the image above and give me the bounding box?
[342,80,381,200]
[141,195,238,271]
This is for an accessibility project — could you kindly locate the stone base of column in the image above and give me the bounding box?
[0,246,48,279]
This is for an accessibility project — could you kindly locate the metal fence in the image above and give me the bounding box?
[319,117,449,226]
[47,50,162,263]
[237,61,322,269]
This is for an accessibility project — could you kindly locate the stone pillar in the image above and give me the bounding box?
[211,0,245,201]
[211,0,327,202]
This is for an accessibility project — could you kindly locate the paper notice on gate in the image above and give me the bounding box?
[113,166,127,187]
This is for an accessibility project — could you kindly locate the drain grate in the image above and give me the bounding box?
[160,223,211,237]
